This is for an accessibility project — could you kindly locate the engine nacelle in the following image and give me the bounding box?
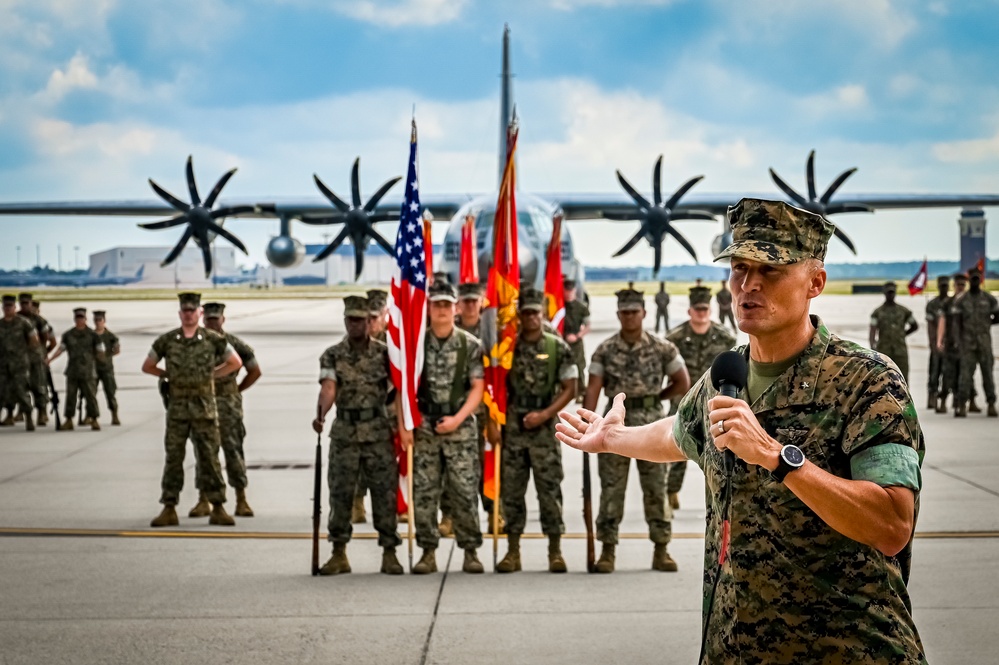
[266,235,305,268]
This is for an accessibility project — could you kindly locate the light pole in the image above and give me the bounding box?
[16,246,20,272]
[74,246,80,271]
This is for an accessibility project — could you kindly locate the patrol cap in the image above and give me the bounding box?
[563,278,577,290]
[18,292,32,302]
[936,274,950,284]
[1,294,16,306]
[343,296,369,318]
[366,289,388,313]
[178,292,201,310]
[202,302,225,319]
[73,307,87,318]
[518,286,545,312]
[689,286,712,308]
[428,278,458,303]
[458,282,484,300]
[883,281,897,291]
[93,310,107,319]
[954,272,969,283]
[715,198,835,265]
[968,267,983,278]
[615,288,645,311]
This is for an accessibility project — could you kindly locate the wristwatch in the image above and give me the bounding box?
[772,444,806,483]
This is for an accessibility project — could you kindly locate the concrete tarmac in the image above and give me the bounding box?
[1,293,997,664]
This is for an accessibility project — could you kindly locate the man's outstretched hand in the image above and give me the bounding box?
[556,393,627,454]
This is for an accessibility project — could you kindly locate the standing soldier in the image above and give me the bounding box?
[0,294,39,430]
[869,281,918,382]
[584,288,690,572]
[925,275,951,411]
[716,280,736,332]
[312,295,402,575]
[496,287,577,573]
[654,282,670,334]
[92,310,121,425]
[938,273,974,413]
[47,308,104,431]
[141,292,242,528]
[664,285,736,510]
[17,293,50,426]
[563,279,590,400]
[952,268,998,418]
[400,278,486,575]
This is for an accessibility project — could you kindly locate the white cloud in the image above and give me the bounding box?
[551,0,681,9]
[331,0,468,27]
[933,130,999,164]
[40,53,98,101]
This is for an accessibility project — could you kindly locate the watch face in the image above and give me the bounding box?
[782,445,805,466]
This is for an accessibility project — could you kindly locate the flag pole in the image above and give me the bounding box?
[492,438,502,569]
[407,443,415,571]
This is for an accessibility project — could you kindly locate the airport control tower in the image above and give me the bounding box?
[959,208,987,272]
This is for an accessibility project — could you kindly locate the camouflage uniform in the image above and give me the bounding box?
[320,324,400,549]
[455,281,493,516]
[563,290,590,395]
[654,288,670,334]
[870,289,916,382]
[0,296,38,418]
[716,285,736,331]
[17,295,49,417]
[924,279,950,403]
[952,287,998,405]
[591,302,684,546]
[60,318,103,422]
[941,283,970,403]
[210,331,255,490]
[94,325,119,416]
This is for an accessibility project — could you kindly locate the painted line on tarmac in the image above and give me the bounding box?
[1,527,998,540]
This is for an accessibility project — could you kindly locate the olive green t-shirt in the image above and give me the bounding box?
[747,355,797,404]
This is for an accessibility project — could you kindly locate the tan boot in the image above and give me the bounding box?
[150,504,179,527]
[234,488,254,517]
[24,411,34,432]
[209,503,235,526]
[37,409,48,427]
[548,536,567,574]
[351,496,367,524]
[596,543,616,574]
[58,420,74,431]
[485,512,506,535]
[497,535,522,573]
[462,549,484,574]
[412,548,437,574]
[956,403,968,418]
[936,396,948,414]
[927,394,937,411]
[319,543,351,575]
[13,409,23,423]
[90,419,100,431]
[652,544,678,572]
[111,409,121,426]
[381,547,404,575]
[970,398,982,413]
[0,413,13,426]
[188,493,211,518]
[988,403,998,418]
[438,514,454,538]
[398,511,409,524]
[668,492,680,511]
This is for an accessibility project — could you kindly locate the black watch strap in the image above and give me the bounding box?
[772,445,805,483]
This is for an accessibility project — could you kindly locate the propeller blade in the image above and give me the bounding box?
[671,210,717,221]
[204,168,238,208]
[160,227,194,267]
[363,176,402,212]
[833,225,857,255]
[824,203,873,214]
[664,175,705,210]
[351,158,362,209]
[206,221,249,255]
[367,227,395,255]
[199,234,213,277]
[666,225,699,263]
[313,174,351,213]
[806,150,817,202]
[652,155,663,206]
[298,215,343,226]
[313,226,350,262]
[612,227,647,257]
[616,171,651,210]
[367,213,400,223]
[820,168,858,204]
[653,239,663,277]
[186,156,201,206]
[210,205,255,218]
[139,214,188,230]
[768,169,808,206]
[148,179,190,212]
[352,240,365,281]
[601,212,641,221]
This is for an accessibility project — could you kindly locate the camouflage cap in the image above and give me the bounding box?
[92,310,107,318]
[178,292,201,309]
[884,281,898,291]
[1,294,16,305]
[936,274,950,284]
[689,286,712,307]
[366,289,388,313]
[73,307,87,317]
[202,302,225,319]
[518,286,545,312]
[18,292,32,301]
[343,295,369,318]
[715,198,834,265]
[615,288,645,311]
[457,282,484,299]
[969,267,983,278]
[563,278,577,290]
[428,278,458,303]
[954,272,969,282]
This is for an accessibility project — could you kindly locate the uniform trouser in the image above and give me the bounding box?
[596,453,672,545]
[328,435,401,548]
[719,308,736,331]
[440,414,493,516]
[655,310,669,334]
[0,364,31,414]
[95,366,117,413]
[160,415,225,505]
[196,395,248,489]
[28,356,47,412]
[569,341,586,396]
[958,347,996,404]
[878,346,909,384]
[928,349,944,397]
[65,373,99,420]
[942,349,975,401]
[501,423,565,536]
[666,462,687,495]
[413,426,483,550]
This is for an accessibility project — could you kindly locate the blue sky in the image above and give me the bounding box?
[1,0,997,271]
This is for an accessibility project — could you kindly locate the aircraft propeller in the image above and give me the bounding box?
[603,155,714,276]
[303,158,402,280]
[139,155,253,277]
[768,150,867,254]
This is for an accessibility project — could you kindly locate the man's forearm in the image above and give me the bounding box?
[604,415,685,463]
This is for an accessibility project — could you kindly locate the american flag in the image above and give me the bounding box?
[388,120,428,432]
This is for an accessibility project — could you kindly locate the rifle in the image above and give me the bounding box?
[45,367,61,430]
[582,451,596,573]
[311,434,322,576]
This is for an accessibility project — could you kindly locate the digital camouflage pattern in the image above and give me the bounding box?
[19,311,49,412]
[502,332,578,536]
[214,332,256,489]
[654,289,670,333]
[952,290,998,403]
[673,317,926,664]
[563,298,590,393]
[925,292,950,399]
[95,328,119,413]
[941,292,968,402]
[715,198,835,265]
[590,331,684,545]
[0,315,37,413]
[716,286,737,330]
[320,336,393,443]
[60,326,103,421]
[454,314,492,515]
[871,303,917,381]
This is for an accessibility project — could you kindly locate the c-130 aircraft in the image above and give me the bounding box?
[2,26,998,290]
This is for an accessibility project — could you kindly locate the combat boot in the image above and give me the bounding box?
[927,393,937,411]
[234,488,254,517]
[652,544,678,572]
[58,420,74,431]
[90,418,100,431]
[412,547,437,574]
[668,492,681,511]
[596,543,616,573]
[462,548,484,574]
[381,547,404,575]
[150,504,179,527]
[0,412,13,426]
[398,511,409,524]
[13,409,23,423]
[955,403,968,418]
[37,408,48,427]
[24,411,34,432]
[548,535,567,574]
[209,503,235,526]
[970,398,982,413]
[485,512,506,535]
[111,409,120,426]
[438,514,454,538]
[497,535,522,573]
[988,403,998,418]
[351,495,367,524]
[319,543,351,575]
[188,492,211,518]
[936,396,948,414]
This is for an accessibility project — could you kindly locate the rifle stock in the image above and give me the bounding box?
[311,435,322,576]
[582,451,596,573]
[45,367,61,430]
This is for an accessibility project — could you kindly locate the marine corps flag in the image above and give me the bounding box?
[977,256,986,275]
[459,214,479,284]
[544,210,566,333]
[908,258,928,295]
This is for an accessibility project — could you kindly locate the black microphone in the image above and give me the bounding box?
[710,351,749,475]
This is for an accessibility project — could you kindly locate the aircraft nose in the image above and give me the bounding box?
[519,244,539,286]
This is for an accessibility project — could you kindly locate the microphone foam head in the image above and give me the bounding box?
[710,350,748,391]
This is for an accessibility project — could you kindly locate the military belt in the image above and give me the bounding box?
[511,394,554,410]
[169,386,215,398]
[337,406,387,424]
[418,399,460,418]
[215,381,240,396]
[623,394,660,410]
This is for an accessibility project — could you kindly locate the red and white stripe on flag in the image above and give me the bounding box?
[908,259,928,295]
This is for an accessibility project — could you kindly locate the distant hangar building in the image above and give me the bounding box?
[88,246,240,286]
